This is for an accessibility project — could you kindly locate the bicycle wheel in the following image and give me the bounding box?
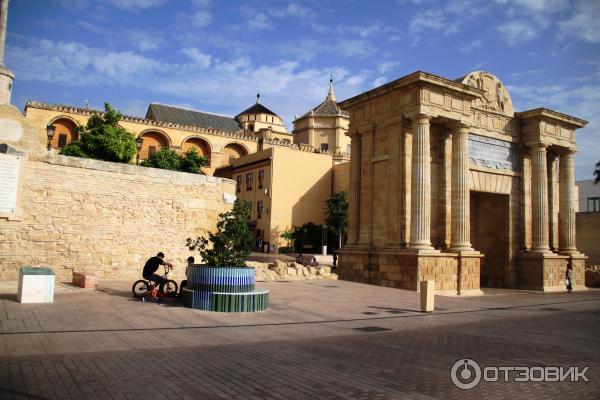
[163,280,178,296]
[132,280,150,298]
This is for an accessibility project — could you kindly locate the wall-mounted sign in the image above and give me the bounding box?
[468,134,519,171]
[0,153,21,214]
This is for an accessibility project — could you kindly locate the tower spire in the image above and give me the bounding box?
[327,73,336,102]
[0,0,14,105]
[256,91,260,104]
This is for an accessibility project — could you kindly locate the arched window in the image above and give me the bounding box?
[49,118,78,149]
[138,131,170,160]
[222,143,248,166]
[182,137,212,165]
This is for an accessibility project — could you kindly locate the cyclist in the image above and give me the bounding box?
[142,252,173,293]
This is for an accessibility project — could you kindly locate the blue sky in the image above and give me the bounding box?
[5,0,600,179]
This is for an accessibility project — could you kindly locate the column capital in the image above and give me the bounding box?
[448,120,470,131]
[527,142,549,150]
[413,113,433,124]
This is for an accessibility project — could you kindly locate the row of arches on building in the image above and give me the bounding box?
[48,116,250,167]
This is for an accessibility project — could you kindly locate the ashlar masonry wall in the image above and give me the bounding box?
[0,154,236,281]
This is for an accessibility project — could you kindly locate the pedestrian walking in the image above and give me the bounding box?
[565,265,574,293]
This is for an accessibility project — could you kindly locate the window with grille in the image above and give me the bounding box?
[236,176,242,193]
[257,201,263,219]
[588,197,600,212]
[58,134,67,148]
[258,170,264,189]
[246,173,253,191]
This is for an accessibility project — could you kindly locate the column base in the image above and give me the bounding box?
[517,251,585,291]
[337,247,482,295]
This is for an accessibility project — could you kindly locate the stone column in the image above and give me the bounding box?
[0,0,8,66]
[531,143,550,252]
[547,153,559,250]
[559,150,577,253]
[450,123,472,251]
[409,114,433,249]
[347,132,362,245]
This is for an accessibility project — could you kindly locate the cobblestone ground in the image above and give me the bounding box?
[0,280,598,399]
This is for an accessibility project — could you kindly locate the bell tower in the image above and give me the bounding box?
[0,0,14,105]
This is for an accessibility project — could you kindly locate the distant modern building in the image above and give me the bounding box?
[576,179,600,212]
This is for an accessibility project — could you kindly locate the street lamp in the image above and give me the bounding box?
[322,224,328,256]
[46,124,56,151]
[135,136,144,164]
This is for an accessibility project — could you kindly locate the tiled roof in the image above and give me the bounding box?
[236,103,278,117]
[307,98,349,117]
[146,103,242,133]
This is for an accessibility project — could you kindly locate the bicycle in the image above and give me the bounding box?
[131,265,178,302]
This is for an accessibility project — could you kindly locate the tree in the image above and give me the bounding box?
[280,229,294,250]
[594,160,600,184]
[60,103,136,163]
[324,191,348,249]
[186,199,254,266]
[141,147,209,173]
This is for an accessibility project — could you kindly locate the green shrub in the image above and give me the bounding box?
[59,141,88,158]
[59,103,136,163]
[186,199,254,266]
[141,147,181,171]
[180,147,209,173]
[141,147,209,173]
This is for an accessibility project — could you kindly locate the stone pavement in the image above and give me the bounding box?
[0,279,599,399]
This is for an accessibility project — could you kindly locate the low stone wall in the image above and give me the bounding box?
[246,260,338,281]
[0,154,235,281]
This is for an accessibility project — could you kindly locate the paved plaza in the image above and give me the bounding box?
[0,279,599,399]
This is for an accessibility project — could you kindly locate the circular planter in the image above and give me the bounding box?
[182,265,269,312]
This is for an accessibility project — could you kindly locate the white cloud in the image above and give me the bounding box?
[373,76,388,87]
[105,0,166,10]
[190,10,212,28]
[181,47,212,68]
[337,40,375,58]
[493,0,569,14]
[559,0,600,44]
[270,3,315,19]
[248,13,272,30]
[508,82,600,180]
[497,20,540,45]
[460,39,481,53]
[377,61,401,74]
[77,20,110,35]
[7,39,163,86]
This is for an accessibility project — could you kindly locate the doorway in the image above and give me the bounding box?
[470,192,509,288]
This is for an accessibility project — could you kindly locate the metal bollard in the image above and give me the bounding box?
[420,280,435,312]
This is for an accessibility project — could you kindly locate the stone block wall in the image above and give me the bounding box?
[0,154,235,281]
[338,249,481,295]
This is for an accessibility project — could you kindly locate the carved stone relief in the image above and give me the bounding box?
[462,71,514,117]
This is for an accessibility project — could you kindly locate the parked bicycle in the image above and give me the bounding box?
[131,265,178,302]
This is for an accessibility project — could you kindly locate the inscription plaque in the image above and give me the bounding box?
[0,153,21,214]
[468,134,519,171]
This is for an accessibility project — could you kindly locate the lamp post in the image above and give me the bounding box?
[322,224,328,256]
[135,136,144,164]
[46,124,56,151]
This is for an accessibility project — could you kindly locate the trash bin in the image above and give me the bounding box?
[18,267,55,303]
